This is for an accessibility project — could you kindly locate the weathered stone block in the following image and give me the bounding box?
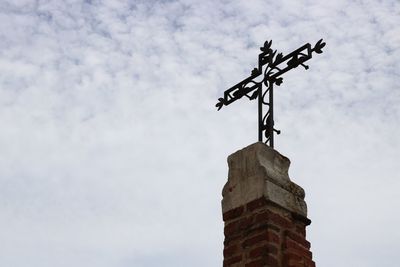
[222,142,307,217]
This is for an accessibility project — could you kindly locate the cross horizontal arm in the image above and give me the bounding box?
[221,76,260,104]
[268,43,312,78]
[215,39,325,111]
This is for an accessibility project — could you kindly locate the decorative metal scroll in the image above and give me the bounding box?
[216,39,326,148]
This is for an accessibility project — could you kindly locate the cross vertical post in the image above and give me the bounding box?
[258,83,262,142]
[268,83,274,147]
[216,39,326,148]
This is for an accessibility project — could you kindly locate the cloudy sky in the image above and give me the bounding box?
[0,0,399,266]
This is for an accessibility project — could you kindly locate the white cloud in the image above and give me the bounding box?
[0,0,399,266]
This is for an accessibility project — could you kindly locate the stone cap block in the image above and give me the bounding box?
[222,142,307,217]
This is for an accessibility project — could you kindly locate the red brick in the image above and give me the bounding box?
[304,259,316,267]
[285,239,312,259]
[224,221,239,237]
[265,255,279,266]
[247,197,268,211]
[223,200,314,267]
[295,225,306,237]
[285,258,315,267]
[223,244,239,258]
[224,236,240,246]
[269,211,293,229]
[243,233,266,248]
[285,252,303,266]
[238,216,252,231]
[242,230,280,248]
[244,259,264,267]
[248,222,280,235]
[249,244,278,258]
[223,255,242,266]
[245,259,265,267]
[223,206,244,221]
[265,230,280,245]
[245,255,279,267]
[286,249,312,261]
[255,210,293,229]
[286,231,311,249]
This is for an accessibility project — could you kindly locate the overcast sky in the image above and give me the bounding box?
[0,0,399,266]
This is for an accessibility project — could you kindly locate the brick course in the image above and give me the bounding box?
[223,197,315,267]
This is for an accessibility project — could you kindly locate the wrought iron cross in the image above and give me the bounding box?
[216,39,326,148]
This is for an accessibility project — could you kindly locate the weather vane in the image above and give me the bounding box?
[216,39,326,148]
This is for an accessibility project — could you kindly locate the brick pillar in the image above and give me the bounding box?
[222,142,315,267]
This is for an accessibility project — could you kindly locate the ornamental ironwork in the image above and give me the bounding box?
[216,39,326,148]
